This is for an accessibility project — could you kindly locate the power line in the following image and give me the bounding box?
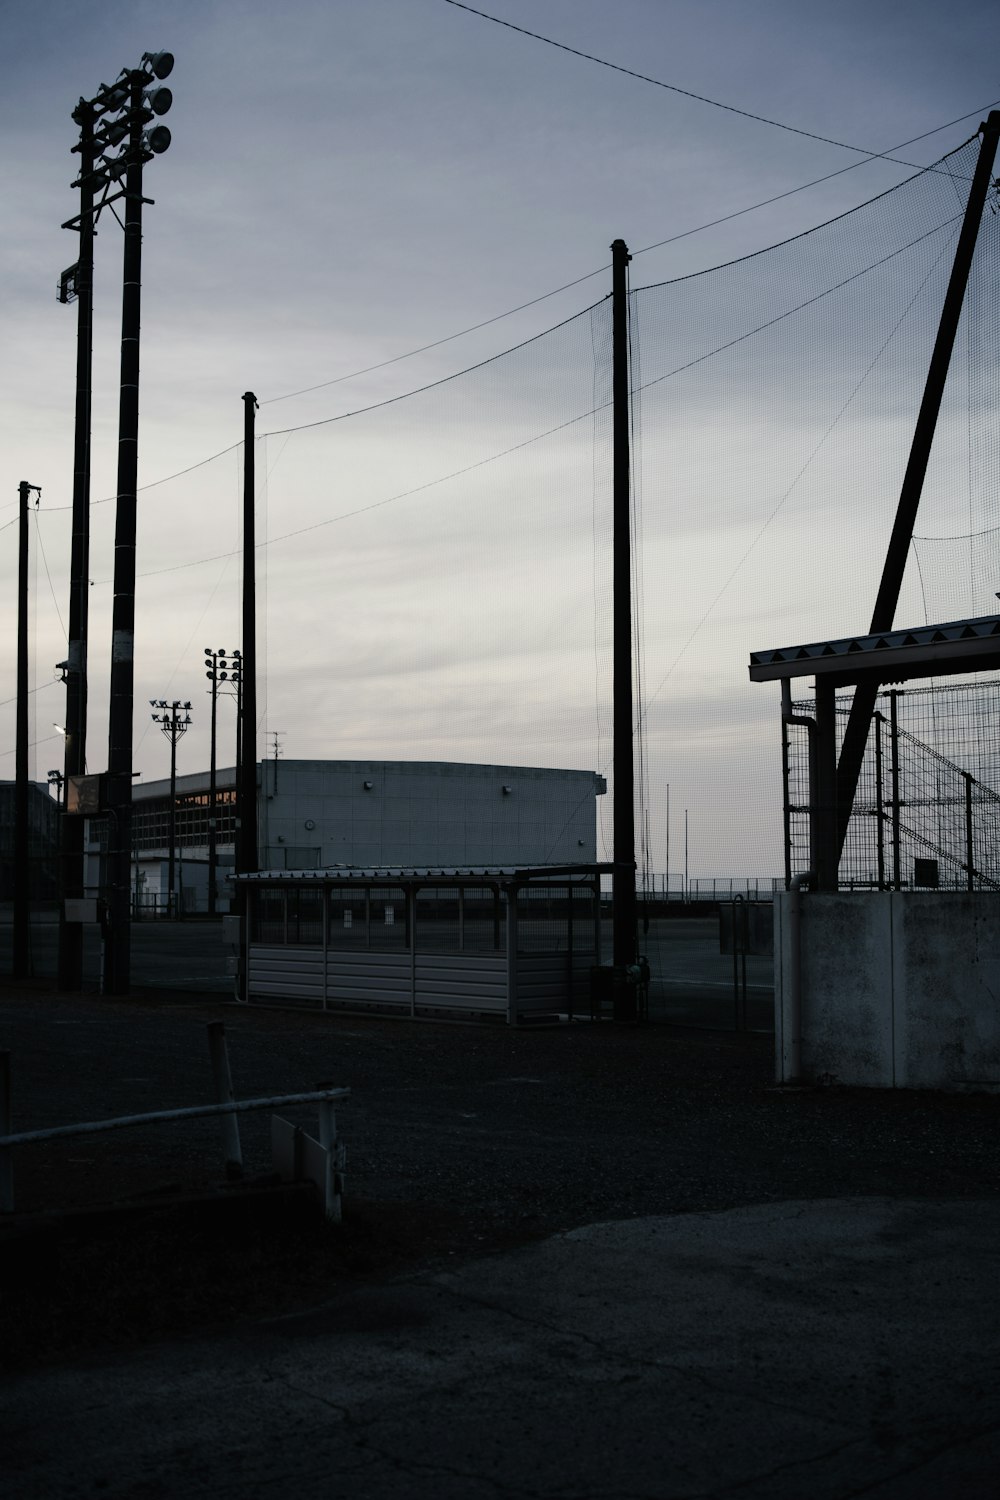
[260,268,606,406]
[259,100,997,411]
[442,0,977,168]
[35,118,989,516]
[94,207,959,589]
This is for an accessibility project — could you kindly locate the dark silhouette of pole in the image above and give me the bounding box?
[58,100,96,992]
[835,111,1000,860]
[611,238,637,1020]
[13,482,40,979]
[237,395,258,882]
[103,69,146,995]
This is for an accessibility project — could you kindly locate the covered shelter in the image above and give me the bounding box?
[231,863,611,1024]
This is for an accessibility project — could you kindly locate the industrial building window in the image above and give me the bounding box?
[328,888,367,948]
[370,886,407,949]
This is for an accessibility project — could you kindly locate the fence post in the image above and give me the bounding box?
[0,1051,12,1214]
[316,1082,343,1222]
[964,772,975,891]
[889,691,901,891]
[206,1022,243,1180]
[874,711,886,890]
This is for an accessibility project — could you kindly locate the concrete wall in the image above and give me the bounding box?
[256,760,604,869]
[775,892,1000,1091]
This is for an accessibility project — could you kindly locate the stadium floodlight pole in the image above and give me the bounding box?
[102,52,174,994]
[611,238,638,1022]
[56,96,97,992]
[150,700,191,917]
[204,648,241,917]
[237,396,259,886]
[834,110,1000,869]
[13,482,41,980]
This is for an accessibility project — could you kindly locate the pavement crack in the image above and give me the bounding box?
[425,1278,854,1431]
[835,1419,1000,1499]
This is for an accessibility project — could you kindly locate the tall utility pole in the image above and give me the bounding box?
[150,700,191,916]
[13,482,41,979]
[611,238,638,1021]
[237,394,259,884]
[102,55,174,994]
[834,110,1000,866]
[57,97,97,992]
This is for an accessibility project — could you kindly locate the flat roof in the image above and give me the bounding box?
[748,614,1000,685]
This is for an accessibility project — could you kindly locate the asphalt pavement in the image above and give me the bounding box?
[5,1197,998,1498]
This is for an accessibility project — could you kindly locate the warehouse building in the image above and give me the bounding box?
[87,760,607,913]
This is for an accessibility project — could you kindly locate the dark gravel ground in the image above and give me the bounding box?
[3,980,999,1368]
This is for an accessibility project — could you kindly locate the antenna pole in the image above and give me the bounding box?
[237,393,258,882]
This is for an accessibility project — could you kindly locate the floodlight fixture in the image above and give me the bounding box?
[94,116,130,148]
[144,85,172,115]
[145,125,171,155]
[143,51,174,79]
[96,79,130,111]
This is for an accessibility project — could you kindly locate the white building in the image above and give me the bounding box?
[88,760,607,913]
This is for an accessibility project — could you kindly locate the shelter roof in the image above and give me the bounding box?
[231,864,611,885]
[748,614,1000,686]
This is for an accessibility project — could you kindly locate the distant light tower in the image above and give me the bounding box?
[204,649,241,917]
[150,699,191,917]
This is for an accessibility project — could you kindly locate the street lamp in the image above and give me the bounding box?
[204,649,241,917]
[60,51,175,994]
[150,699,191,918]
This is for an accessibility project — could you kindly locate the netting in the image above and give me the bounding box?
[11,132,999,884]
[629,134,994,879]
[787,681,1000,891]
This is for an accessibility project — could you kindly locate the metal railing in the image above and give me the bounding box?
[0,1024,349,1216]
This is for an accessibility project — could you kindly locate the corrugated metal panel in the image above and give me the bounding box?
[326,950,411,1005]
[415,953,507,1011]
[515,952,597,1015]
[249,946,324,1003]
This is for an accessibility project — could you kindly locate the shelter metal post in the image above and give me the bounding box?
[889,691,901,891]
[813,680,839,891]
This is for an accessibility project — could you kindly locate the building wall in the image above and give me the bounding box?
[775,891,1000,1090]
[255,760,604,869]
[0,781,61,900]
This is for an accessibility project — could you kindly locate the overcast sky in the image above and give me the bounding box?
[2,0,998,879]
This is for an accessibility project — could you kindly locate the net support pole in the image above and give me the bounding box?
[13,482,33,980]
[611,237,638,1020]
[835,111,1000,863]
[235,393,259,996]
